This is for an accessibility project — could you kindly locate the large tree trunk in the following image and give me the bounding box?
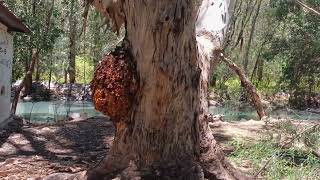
[86,0,245,179]
[45,0,246,179]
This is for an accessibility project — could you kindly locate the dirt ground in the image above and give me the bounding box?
[210,118,319,151]
[0,117,114,180]
[0,116,319,179]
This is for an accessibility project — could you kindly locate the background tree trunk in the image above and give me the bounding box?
[242,0,262,74]
[11,50,39,114]
[64,69,68,84]
[35,54,41,82]
[22,0,54,95]
[257,58,264,82]
[22,0,37,96]
[68,0,77,84]
[35,57,41,82]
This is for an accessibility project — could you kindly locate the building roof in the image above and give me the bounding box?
[0,2,31,33]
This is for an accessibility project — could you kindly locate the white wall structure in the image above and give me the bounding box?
[0,22,13,126]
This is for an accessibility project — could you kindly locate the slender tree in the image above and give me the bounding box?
[68,0,77,84]
[242,0,262,74]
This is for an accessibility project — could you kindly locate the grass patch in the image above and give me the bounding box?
[228,139,320,179]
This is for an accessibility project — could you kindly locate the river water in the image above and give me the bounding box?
[16,101,319,124]
[16,101,105,124]
[209,106,320,121]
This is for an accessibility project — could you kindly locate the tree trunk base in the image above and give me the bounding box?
[87,160,205,180]
[43,122,249,180]
[44,159,247,180]
[45,158,248,180]
[69,124,248,180]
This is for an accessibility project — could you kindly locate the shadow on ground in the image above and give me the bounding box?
[0,116,114,179]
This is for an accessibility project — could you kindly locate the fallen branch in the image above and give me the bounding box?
[219,53,266,119]
[313,150,320,159]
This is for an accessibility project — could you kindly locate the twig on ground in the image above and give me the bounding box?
[295,0,320,16]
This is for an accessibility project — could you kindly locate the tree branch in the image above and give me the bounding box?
[219,53,266,119]
[295,0,320,16]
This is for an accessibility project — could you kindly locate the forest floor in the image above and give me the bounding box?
[0,116,319,179]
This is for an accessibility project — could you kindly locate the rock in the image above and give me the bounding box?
[208,92,216,100]
[212,114,225,121]
[42,173,74,180]
[12,81,94,102]
[13,80,23,86]
[261,100,270,108]
[23,96,33,102]
[207,114,224,122]
[70,113,88,120]
[306,108,320,114]
[208,100,219,106]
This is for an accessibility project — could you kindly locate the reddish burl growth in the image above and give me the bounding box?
[91,48,138,123]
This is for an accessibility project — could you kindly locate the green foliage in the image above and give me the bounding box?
[75,55,94,84]
[3,0,125,84]
[266,0,320,108]
[269,0,297,20]
[214,0,320,109]
[303,125,320,148]
[5,0,63,81]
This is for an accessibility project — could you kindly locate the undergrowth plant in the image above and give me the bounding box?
[228,120,320,179]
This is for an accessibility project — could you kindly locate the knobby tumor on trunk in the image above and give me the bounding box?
[92,46,138,126]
